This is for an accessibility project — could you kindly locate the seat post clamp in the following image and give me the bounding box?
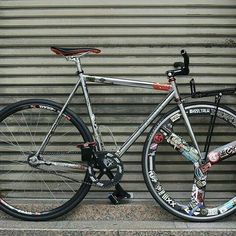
[77,70,84,75]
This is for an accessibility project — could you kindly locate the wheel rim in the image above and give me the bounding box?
[144,104,236,220]
[0,100,91,218]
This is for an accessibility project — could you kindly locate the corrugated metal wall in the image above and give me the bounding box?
[0,0,235,200]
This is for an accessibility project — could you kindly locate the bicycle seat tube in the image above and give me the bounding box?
[76,58,104,151]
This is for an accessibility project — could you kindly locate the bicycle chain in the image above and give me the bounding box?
[27,151,123,188]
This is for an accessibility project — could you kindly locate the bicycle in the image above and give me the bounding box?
[0,47,235,222]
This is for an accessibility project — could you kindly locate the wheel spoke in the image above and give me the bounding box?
[0,100,92,220]
[144,103,236,221]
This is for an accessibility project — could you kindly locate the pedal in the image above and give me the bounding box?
[108,185,131,205]
[108,193,119,205]
[108,191,131,205]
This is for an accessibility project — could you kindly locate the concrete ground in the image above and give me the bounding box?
[0,200,235,236]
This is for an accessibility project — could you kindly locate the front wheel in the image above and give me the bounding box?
[0,99,93,220]
[142,102,236,221]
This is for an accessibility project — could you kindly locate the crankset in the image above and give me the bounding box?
[88,151,124,188]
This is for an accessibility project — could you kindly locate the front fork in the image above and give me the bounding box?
[167,77,212,214]
[163,82,234,214]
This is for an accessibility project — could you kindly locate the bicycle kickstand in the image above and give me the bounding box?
[108,183,131,205]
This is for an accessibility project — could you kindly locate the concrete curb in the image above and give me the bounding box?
[0,220,236,236]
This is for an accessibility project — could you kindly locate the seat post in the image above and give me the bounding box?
[75,57,83,74]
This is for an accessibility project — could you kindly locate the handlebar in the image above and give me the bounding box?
[166,49,190,77]
[181,49,189,69]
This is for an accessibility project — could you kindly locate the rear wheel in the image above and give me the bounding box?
[143,102,236,221]
[0,99,93,220]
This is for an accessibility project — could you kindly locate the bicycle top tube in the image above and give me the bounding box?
[84,75,173,92]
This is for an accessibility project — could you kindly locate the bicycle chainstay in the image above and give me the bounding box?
[29,150,124,188]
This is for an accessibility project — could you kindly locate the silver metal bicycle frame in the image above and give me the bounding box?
[35,57,202,159]
[82,74,202,158]
[84,74,175,157]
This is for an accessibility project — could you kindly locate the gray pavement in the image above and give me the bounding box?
[0,200,235,235]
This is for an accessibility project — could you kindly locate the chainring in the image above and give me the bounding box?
[88,152,124,188]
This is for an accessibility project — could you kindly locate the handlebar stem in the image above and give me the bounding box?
[166,49,190,77]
